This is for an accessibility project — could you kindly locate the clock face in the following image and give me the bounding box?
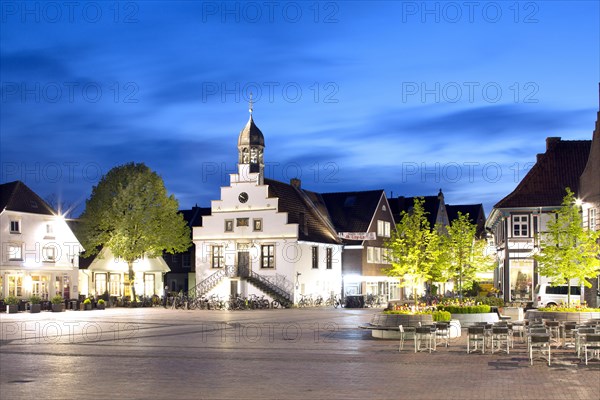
[238,192,249,203]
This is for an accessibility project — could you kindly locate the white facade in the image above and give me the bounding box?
[79,248,169,299]
[193,115,343,304]
[1,209,81,301]
[193,165,343,303]
[487,208,557,303]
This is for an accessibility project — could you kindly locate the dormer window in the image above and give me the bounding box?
[10,220,20,233]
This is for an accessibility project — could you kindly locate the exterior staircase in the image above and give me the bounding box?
[244,271,294,308]
[188,265,293,307]
[188,268,228,299]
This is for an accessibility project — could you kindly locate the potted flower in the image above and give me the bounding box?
[97,299,106,310]
[4,295,19,314]
[83,298,92,310]
[51,295,64,312]
[29,295,42,313]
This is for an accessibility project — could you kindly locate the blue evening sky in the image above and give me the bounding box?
[1,1,598,217]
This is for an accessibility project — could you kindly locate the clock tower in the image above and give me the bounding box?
[237,98,265,184]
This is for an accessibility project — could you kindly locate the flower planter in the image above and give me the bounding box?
[502,307,524,321]
[29,304,41,313]
[51,304,63,312]
[450,313,499,327]
[6,304,18,314]
[524,310,600,323]
[96,303,105,310]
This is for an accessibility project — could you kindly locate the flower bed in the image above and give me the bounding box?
[525,309,600,323]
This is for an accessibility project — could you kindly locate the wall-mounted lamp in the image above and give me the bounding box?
[295,272,301,290]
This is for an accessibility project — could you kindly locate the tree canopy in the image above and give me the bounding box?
[440,212,495,297]
[384,198,440,305]
[79,162,191,300]
[533,188,600,306]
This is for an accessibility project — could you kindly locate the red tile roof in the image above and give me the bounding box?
[495,138,591,208]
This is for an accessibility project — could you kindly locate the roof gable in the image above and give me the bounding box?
[0,181,55,215]
[321,189,385,233]
[495,138,591,208]
[389,194,442,227]
[264,179,340,244]
[181,206,211,227]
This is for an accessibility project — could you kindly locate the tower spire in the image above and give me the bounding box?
[249,92,253,115]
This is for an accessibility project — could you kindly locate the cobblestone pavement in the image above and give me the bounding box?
[1,308,599,399]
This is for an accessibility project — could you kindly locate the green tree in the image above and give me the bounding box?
[440,212,495,298]
[384,198,441,308]
[533,188,600,306]
[79,163,191,302]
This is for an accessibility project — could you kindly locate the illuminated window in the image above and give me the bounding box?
[95,273,107,296]
[261,245,275,268]
[8,275,23,297]
[144,274,155,296]
[43,245,56,262]
[8,243,22,260]
[326,248,333,269]
[509,259,533,301]
[512,215,529,237]
[377,220,390,237]
[109,274,121,296]
[211,245,224,268]
[590,208,597,231]
[367,247,382,263]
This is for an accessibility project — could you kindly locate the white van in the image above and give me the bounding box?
[533,283,582,308]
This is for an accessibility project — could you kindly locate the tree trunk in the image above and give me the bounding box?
[129,262,137,304]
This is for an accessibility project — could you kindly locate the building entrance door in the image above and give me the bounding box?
[238,251,250,278]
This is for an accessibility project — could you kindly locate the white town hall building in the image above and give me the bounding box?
[192,108,344,305]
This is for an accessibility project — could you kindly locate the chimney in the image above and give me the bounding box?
[290,178,301,189]
[546,137,560,150]
[536,154,543,163]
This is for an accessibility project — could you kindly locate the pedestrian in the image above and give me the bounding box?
[163,285,169,308]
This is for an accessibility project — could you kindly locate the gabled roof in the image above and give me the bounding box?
[446,203,486,238]
[265,178,341,244]
[580,105,600,205]
[321,190,385,233]
[180,206,211,227]
[0,180,55,215]
[495,138,591,208]
[389,194,442,227]
[446,204,485,223]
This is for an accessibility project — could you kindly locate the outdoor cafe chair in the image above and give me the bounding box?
[435,321,450,348]
[562,322,578,348]
[491,326,510,354]
[398,325,416,352]
[414,326,436,353]
[545,320,561,347]
[582,334,600,365]
[576,327,597,358]
[467,326,486,354]
[529,334,551,366]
